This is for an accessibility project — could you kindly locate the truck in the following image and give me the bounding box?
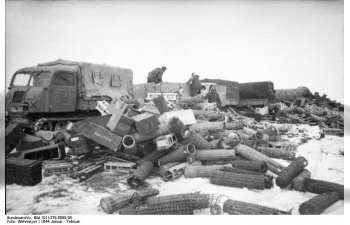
[6,59,133,131]
[133,80,274,107]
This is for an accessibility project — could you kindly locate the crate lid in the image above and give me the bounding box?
[6,157,40,167]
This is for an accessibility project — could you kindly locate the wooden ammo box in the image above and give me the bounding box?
[74,114,112,135]
[107,111,134,136]
[6,157,42,186]
[5,123,25,155]
[88,123,122,151]
[131,112,159,134]
[16,134,44,152]
[107,98,128,114]
[136,140,157,158]
[69,134,93,155]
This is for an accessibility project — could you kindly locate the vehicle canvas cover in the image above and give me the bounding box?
[38,59,133,99]
[200,79,240,99]
[239,81,275,100]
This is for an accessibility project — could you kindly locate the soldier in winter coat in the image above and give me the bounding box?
[204,87,222,106]
[147,66,166,84]
[186,73,202,97]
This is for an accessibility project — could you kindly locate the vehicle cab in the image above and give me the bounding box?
[5,65,78,125]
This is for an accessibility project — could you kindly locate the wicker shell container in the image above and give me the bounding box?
[192,110,224,120]
[162,162,188,181]
[147,193,211,210]
[210,170,271,190]
[257,147,296,160]
[220,166,269,177]
[119,203,194,215]
[225,122,244,130]
[188,130,212,149]
[289,169,311,191]
[221,136,243,148]
[136,148,173,166]
[300,178,344,200]
[261,126,279,137]
[251,131,270,143]
[122,135,138,156]
[276,156,308,189]
[194,149,236,161]
[158,144,196,166]
[230,160,268,173]
[168,117,186,140]
[299,192,340,215]
[131,123,170,143]
[184,164,232,178]
[100,188,159,214]
[233,144,285,175]
[153,95,170,114]
[158,162,183,177]
[223,199,291,215]
[189,122,225,132]
[127,161,154,188]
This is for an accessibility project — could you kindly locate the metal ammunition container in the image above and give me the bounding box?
[88,123,122,151]
[107,111,134,136]
[69,134,93,155]
[132,112,160,134]
[6,157,42,186]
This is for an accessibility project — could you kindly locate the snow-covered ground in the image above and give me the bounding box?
[5,124,344,215]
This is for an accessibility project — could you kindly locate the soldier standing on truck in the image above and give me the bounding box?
[204,87,222,107]
[147,66,167,84]
[186,72,202,97]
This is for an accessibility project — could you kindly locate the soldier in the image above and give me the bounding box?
[204,86,222,107]
[147,66,166,84]
[186,72,202,97]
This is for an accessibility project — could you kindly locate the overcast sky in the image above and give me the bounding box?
[5,0,344,103]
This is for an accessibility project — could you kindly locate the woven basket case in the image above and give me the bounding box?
[223,199,291,215]
[147,193,211,210]
[158,144,196,166]
[153,95,170,114]
[220,166,268,177]
[225,122,244,130]
[189,122,225,132]
[184,164,232,178]
[210,171,270,190]
[188,130,212,149]
[290,169,311,191]
[261,126,279,137]
[300,178,344,200]
[127,161,154,188]
[299,192,340,215]
[168,117,186,139]
[119,203,194,215]
[230,160,268,173]
[201,160,231,166]
[222,137,242,148]
[162,162,188,180]
[136,148,173,166]
[194,150,236,161]
[159,162,183,177]
[233,144,285,175]
[130,123,170,143]
[192,110,224,120]
[276,156,308,188]
[251,131,270,143]
[100,188,159,214]
[258,147,296,160]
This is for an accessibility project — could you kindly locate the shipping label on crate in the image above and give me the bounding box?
[88,123,122,151]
